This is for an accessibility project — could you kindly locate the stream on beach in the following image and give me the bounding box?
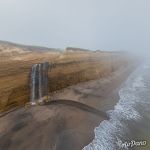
[83,60,150,150]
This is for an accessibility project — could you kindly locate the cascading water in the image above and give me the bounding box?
[38,64,42,102]
[30,62,49,105]
[30,64,38,105]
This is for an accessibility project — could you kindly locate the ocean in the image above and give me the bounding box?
[83,61,150,150]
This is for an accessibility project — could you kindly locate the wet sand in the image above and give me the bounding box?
[0,66,135,150]
[0,101,108,150]
[51,66,134,112]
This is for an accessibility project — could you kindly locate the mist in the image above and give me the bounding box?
[0,0,150,55]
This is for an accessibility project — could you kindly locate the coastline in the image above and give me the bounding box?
[0,63,136,150]
[0,50,130,113]
[50,64,135,112]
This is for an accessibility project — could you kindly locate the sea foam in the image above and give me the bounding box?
[83,65,147,150]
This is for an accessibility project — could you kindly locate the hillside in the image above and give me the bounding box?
[65,47,91,53]
[0,41,132,113]
[0,40,61,53]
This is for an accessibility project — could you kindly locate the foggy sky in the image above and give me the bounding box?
[0,0,150,54]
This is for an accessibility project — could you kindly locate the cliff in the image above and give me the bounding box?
[0,41,131,113]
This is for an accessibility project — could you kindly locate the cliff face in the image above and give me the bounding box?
[0,41,131,113]
[0,41,60,112]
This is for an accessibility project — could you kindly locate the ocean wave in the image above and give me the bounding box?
[83,66,147,150]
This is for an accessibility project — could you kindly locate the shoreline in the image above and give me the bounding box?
[0,64,136,150]
[50,64,135,112]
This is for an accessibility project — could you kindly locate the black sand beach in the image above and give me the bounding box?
[0,65,135,150]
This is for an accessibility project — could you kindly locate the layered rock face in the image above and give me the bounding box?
[0,41,134,113]
[0,41,60,112]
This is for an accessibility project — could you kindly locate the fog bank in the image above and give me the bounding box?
[0,0,150,55]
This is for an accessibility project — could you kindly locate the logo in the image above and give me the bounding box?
[117,139,147,149]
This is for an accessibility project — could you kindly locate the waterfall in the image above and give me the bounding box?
[38,64,42,102]
[30,64,38,105]
[30,62,49,105]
